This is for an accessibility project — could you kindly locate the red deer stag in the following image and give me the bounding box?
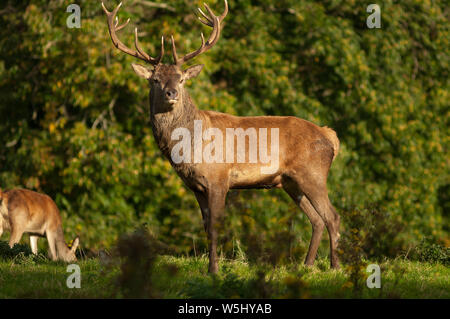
[102,0,340,273]
[0,188,79,262]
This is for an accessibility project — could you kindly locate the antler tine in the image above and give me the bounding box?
[114,16,130,32]
[175,1,227,66]
[101,2,164,66]
[135,28,165,63]
[179,32,207,63]
[197,7,213,26]
[197,0,228,27]
[171,35,179,65]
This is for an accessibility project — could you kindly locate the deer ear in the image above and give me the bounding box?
[184,64,204,80]
[131,63,153,79]
[71,237,80,253]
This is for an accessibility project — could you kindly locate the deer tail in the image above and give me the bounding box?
[321,126,340,162]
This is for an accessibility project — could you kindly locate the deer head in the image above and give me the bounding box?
[102,1,228,110]
[61,236,80,262]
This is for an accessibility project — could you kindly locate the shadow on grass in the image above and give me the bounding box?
[153,255,450,299]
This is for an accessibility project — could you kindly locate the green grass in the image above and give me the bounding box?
[0,251,448,298]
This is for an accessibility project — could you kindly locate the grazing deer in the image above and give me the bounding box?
[0,188,79,262]
[102,0,341,273]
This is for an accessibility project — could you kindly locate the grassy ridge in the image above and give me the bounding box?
[0,254,448,299]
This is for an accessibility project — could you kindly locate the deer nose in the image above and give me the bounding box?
[166,89,178,100]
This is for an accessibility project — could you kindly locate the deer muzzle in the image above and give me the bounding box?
[165,89,179,103]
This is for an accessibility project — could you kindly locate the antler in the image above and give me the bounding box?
[101,2,164,65]
[171,0,228,66]
[197,0,228,27]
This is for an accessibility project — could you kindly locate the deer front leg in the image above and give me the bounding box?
[9,227,24,248]
[196,187,227,274]
[194,192,209,233]
[46,231,58,261]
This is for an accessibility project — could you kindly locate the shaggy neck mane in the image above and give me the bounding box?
[149,87,202,159]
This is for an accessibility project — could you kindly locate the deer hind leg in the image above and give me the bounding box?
[45,231,58,261]
[30,236,39,255]
[283,179,325,266]
[299,177,341,269]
